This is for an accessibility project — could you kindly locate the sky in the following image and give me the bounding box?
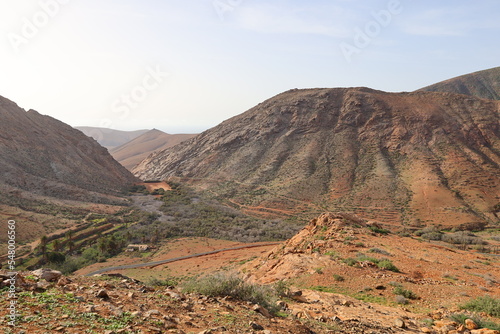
[0,0,499,134]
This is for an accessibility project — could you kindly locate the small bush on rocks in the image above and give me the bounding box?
[182,273,279,314]
[395,295,409,305]
[460,296,500,317]
[393,286,418,300]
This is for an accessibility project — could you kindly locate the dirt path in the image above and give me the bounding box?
[84,242,280,276]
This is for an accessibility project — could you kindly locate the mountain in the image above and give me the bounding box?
[418,66,500,100]
[134,87,500,228]
[110,129,196,170]
[75,126,149,149]
[0,96,138,202]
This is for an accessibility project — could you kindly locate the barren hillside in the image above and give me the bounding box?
[134,88,500,227]
[75,126,149,149]
[419,66,500,100]
[0,96,138,201]
[110,129,196,170]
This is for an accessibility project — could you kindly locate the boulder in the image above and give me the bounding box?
[32,268,62,282]
[470,330,500,334]
[96,289,109,299]
[253,304,272,318]
[465,319,479,330]
[394,318,406,328]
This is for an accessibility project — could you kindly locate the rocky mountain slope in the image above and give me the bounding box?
[133,88,500,227]
[0,270,420,333]
[2,216,498,333]
[0,96,138,202]
[243,213,499,309]
[110,129,196,170]
[419,66,500,100]
[75,126,149,149]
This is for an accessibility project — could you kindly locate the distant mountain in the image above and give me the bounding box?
[0,96,138,202]
[134,87,500,227]
[110,129,196,170]
[418,66,500,100]
[75,126,149,149]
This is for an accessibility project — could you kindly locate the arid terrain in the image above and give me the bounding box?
[110,129,196,171]
[134,88,500,228]
[75,127,150,150]
[419,66,500,101]
[1,67,500,333]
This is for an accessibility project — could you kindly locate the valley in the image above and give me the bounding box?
[1,67,500,333]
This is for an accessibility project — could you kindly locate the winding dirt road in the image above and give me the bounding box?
[84,242,280,276]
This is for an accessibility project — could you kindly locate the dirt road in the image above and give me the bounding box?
[84,242,280,276]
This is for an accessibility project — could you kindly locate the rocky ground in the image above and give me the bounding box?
[1,267,499,334]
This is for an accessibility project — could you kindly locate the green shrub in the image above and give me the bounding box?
[47,252,65,263]
[377,259,400,272]
[324,251,338,258]
[333,274,345,282]
[395,295,409,304]
[182,273,279,314]
[356,254,379,263]
[347,254,400,272]
[147,277,179,287]
[342,258,359,267]
[368,248,391,256]
[449,313,500,331]
[421,232,443,241]
[460,296,500,317]
[368,226,390,235]
[393,286,418,300]
[441,231,486,245]
[273,280,291,298]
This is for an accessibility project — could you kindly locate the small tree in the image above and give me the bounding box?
[40,235,48,261]
[52,239,61,252]
[67,240,76,253]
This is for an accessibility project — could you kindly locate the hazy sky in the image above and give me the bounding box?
[1,0,499,133]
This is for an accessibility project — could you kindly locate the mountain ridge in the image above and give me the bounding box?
[134,87,500,227]
[418,66,500,100]
[75,126,149,149]
[0,95,138,202]
[110,129,196,170]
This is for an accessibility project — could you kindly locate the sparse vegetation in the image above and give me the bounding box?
[333,274,345,282]
[147,276,180,287]
[394,295,409,305]
[273,280,291,298]
[368,248,391,256]
[368,226,390,235]
[342,254,400,272]
[127,182,301,243]
[314,267,324,274]
[182,273,279,314]
[377,259,400,272]
[449,313,500,331]
[460,296,500,317]
[393,286,418,300]
[441,231,487,245]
